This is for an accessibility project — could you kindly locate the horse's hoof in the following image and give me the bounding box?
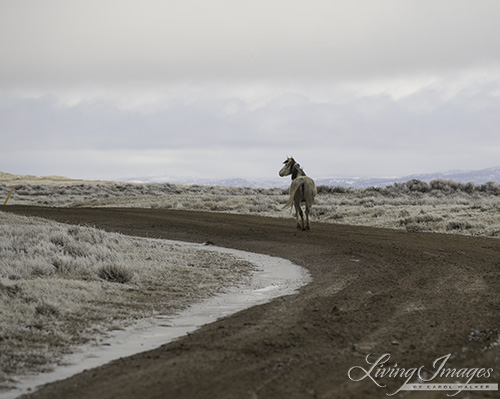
[305,225,310,231]
[296,224,302,230]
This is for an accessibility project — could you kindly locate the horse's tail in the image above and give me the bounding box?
[283,180,304,209]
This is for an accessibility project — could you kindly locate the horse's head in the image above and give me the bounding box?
[279,157,296,177]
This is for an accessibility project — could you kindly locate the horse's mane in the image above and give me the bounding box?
[292,163,306,180]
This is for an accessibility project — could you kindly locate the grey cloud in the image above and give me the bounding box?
[3,1,500,181]
[1,1,500,88]
[2,79,500,179]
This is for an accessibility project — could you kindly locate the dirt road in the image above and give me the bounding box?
[3,206,500,398]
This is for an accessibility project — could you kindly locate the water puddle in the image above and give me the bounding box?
[1,240,310,399]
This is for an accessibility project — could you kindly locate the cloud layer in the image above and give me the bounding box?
[2,1,500,83]
[1,1,500,180]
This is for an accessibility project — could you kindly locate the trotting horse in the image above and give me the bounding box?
[279,157,317,231]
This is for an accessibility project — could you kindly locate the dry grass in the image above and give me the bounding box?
[0,212,253,388]
[312,187,500,236]
[3,178,500,237]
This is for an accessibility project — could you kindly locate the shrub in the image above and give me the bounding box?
[477,181,500,195]
[430,179,457,193]
[405,224,421,233]
[97,263,133,284]
[406,179,430,193]
[446,221,473,231]
[35,302,60,317]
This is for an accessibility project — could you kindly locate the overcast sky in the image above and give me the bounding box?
[1,0,500,181]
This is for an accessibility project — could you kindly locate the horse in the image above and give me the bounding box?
[279,157,317,231]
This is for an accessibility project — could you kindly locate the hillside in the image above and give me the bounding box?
[0,172,112,186]
[120,166,500,188]
[3,165,500,189]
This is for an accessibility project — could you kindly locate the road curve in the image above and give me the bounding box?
[2,206,500,399]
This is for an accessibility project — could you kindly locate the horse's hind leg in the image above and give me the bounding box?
[294,202,304,230]
[305,205,311,230]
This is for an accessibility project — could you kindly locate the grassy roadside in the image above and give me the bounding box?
[0,211,253,389]
[3,179,500,237]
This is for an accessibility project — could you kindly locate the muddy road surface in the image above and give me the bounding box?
[3,206,500,399]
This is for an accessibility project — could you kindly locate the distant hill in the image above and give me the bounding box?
[315,166,500,189]
[398,166,500,185]
[3,166,500,189]
[0,172,111,186]
[121,166,500,189]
